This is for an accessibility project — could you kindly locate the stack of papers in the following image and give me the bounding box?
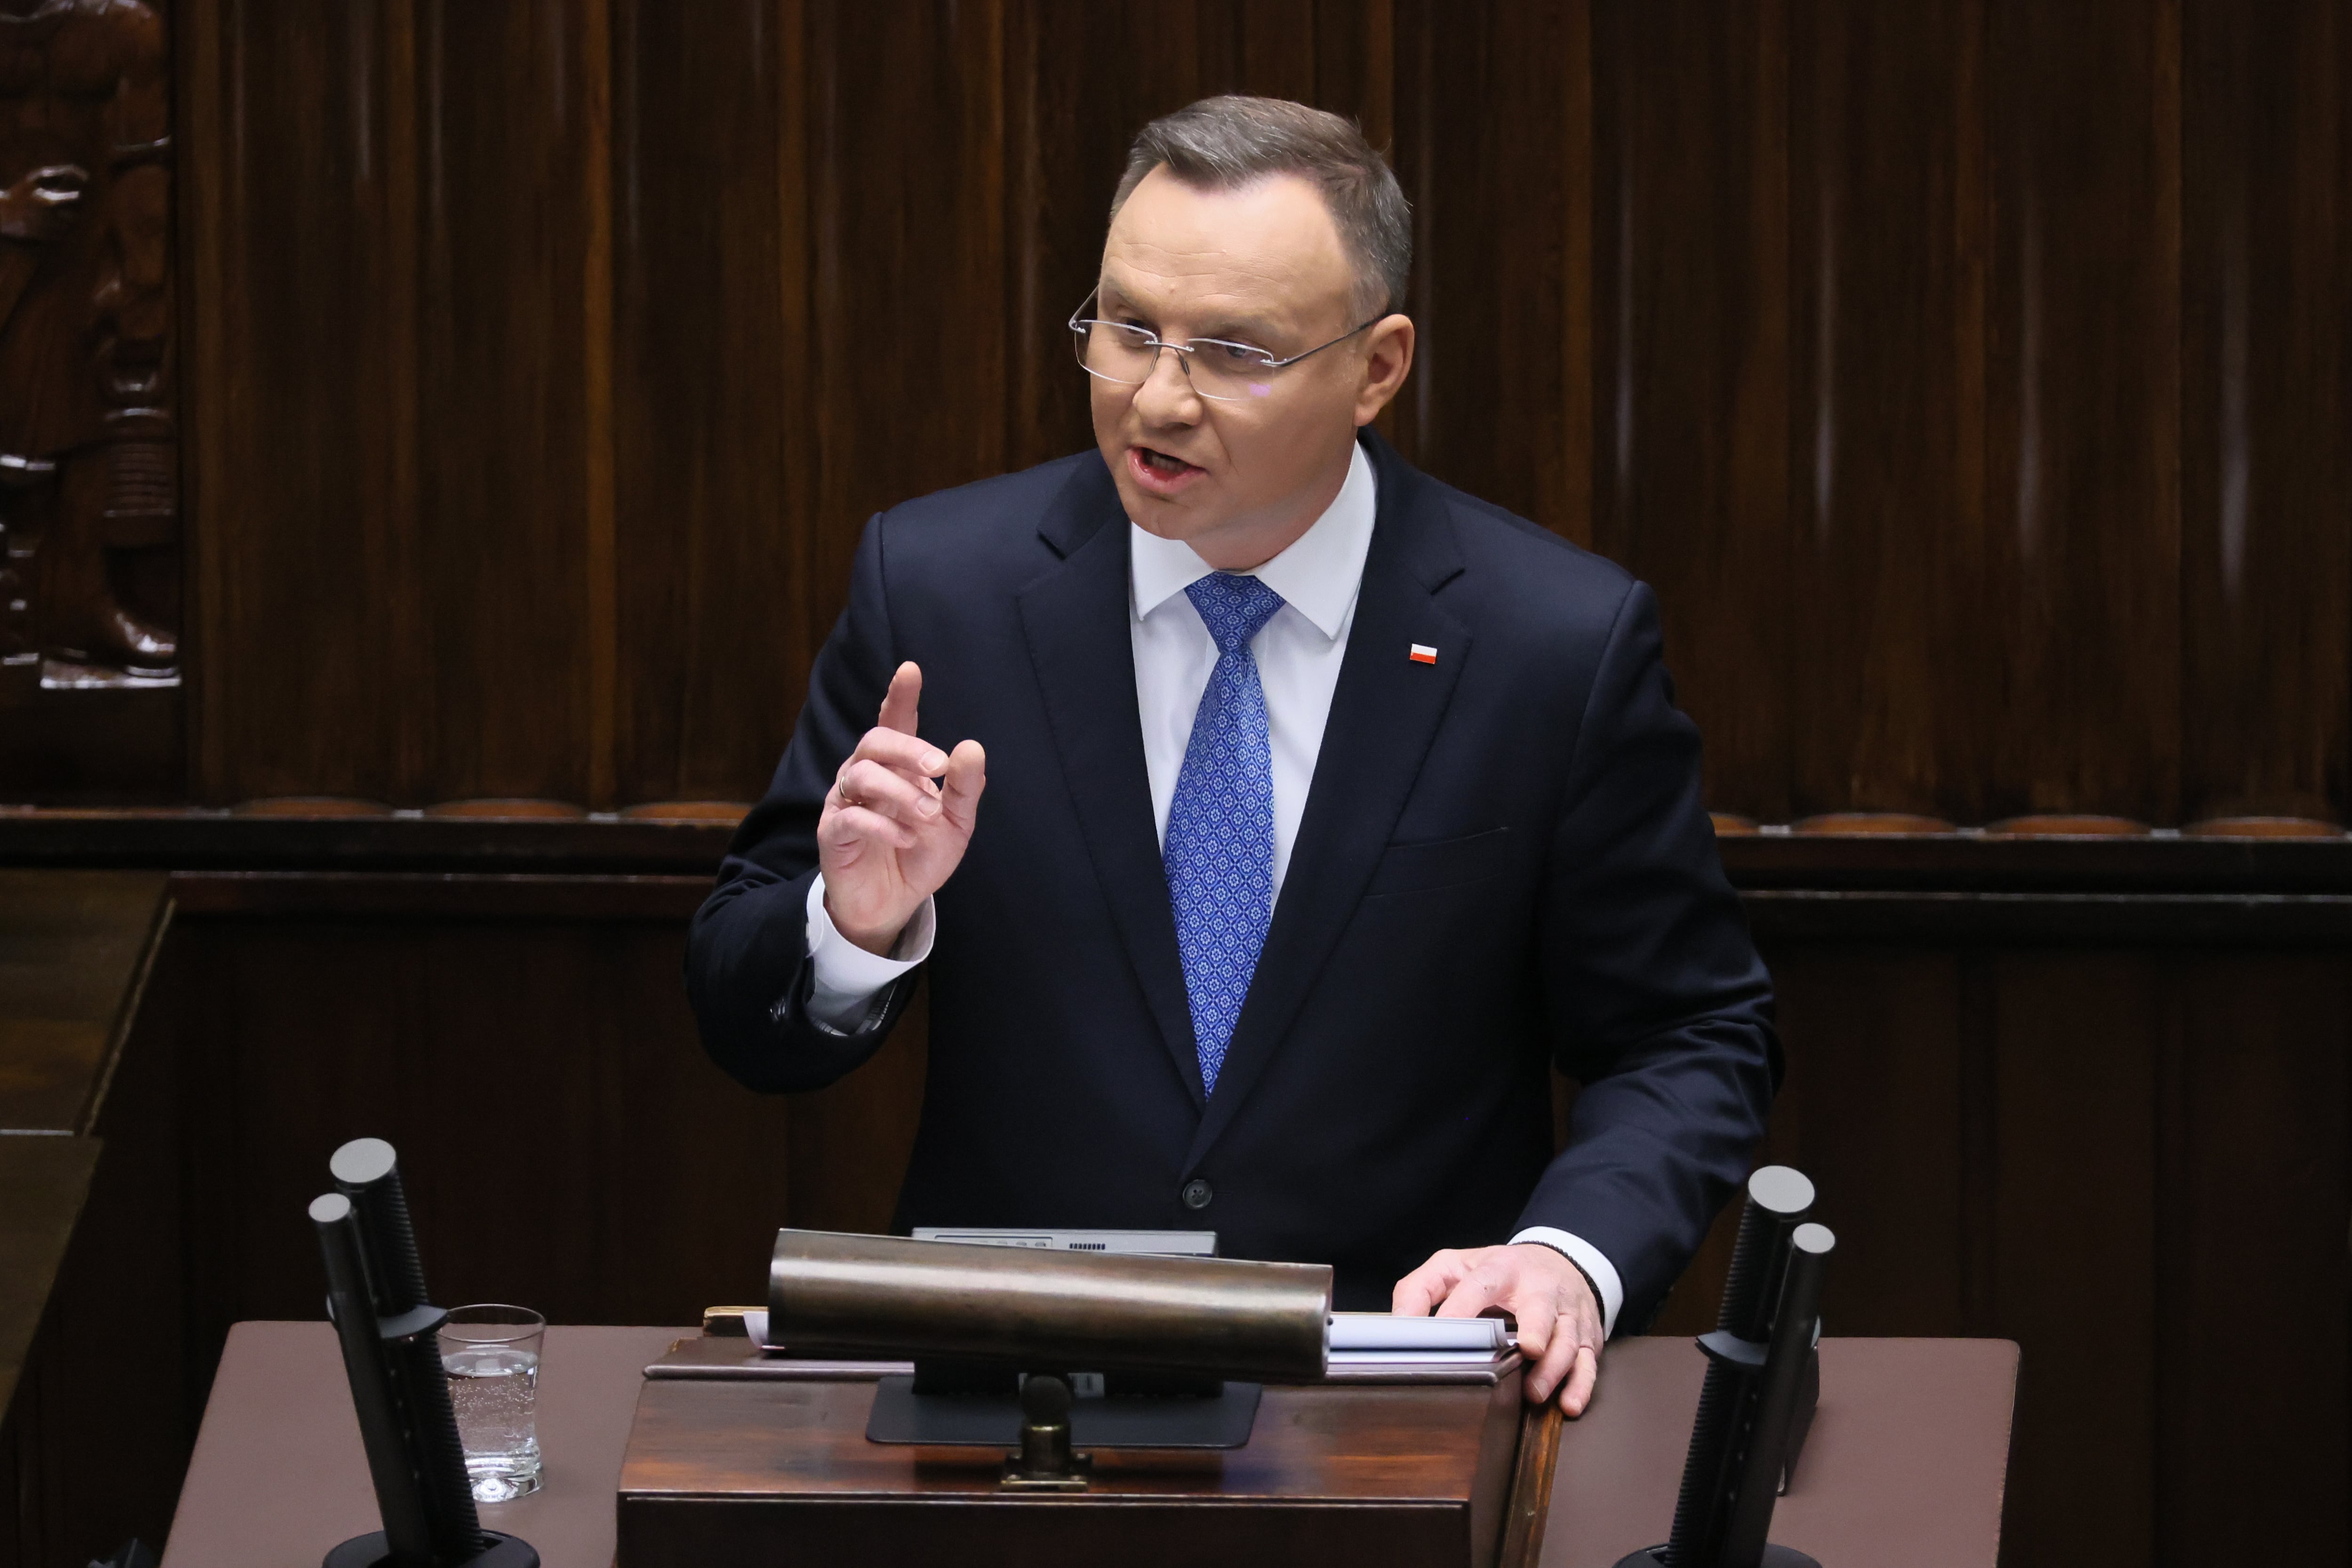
[1325,1313,1516,1381]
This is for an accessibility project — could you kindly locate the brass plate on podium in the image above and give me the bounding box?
[617,1345,1526,1567]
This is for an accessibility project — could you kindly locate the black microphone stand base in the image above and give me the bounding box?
[1612,1546,1822,1568]
[324,1531,540,1568]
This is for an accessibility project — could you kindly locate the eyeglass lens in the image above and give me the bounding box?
[1073,321,1279,401]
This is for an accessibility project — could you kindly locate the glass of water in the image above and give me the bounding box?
[437,1304,545,1502]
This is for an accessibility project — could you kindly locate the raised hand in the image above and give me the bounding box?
[818,661,986,955]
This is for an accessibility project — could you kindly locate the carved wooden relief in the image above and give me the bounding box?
[0,0,176,704]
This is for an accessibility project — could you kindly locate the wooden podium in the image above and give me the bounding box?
[159,1324,2015,1568]
[615,1337,1534,1567]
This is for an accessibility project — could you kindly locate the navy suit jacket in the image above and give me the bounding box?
[688,431,1778,1319]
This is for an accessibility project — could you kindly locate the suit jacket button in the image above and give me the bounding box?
[1180,1178,1213,1211]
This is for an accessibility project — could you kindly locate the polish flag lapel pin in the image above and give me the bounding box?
[1408,643,1438,665]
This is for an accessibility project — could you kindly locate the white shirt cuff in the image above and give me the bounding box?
[801,875,934,1034]
[1510,1227,1624,1339]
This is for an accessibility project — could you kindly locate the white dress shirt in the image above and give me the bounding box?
[798,441,1622,1334]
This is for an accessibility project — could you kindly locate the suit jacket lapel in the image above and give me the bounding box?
[1018,458,1207,1109]
[1184,434,1470,1168]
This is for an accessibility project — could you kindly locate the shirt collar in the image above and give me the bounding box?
[1128,440,1377,640]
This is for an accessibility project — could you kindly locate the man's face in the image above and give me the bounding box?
[1090,167,1411,570]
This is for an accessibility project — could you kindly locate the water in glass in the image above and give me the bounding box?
[444,1343,541,1501]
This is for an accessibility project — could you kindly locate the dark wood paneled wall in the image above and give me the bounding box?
[162,0,1418,809]
[1734,942,2351,1566]
[1563,0,2348,826]
[12,0,2347,822]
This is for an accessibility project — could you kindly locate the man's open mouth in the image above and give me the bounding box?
[1137,447,1198,476]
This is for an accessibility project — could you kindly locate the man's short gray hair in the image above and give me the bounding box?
[1111,96,1411,320]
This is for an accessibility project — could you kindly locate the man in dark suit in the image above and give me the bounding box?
[688,96,1777,1413]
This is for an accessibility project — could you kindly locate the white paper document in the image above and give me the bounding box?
[1325,1313,1512,1354]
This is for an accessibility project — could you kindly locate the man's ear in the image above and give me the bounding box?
[1354,314,1416,426]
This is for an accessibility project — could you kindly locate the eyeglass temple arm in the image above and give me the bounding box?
[1264,316,1383,370]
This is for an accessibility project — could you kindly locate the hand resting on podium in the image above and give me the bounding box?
[1393,1242,1604,1414]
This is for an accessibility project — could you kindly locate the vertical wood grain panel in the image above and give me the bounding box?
[799,0,1008,673]
[410,0,599,803]
[127,0,2352,828]
[585,922,800,1321]
[1315,0,1395,156]
[180,1,416,802]
[1983,0,2183,822]
[608,0,813,803]
[2179,0,2351,824]
[171,0,225,802]
[1763,948,1969,1333]
[1400,0,1589,541]
[1787,0,1991,821]
[175,918,798,1329]
[1238,0,1317,104]
[377,3,427,805]
[1990,952,2162,1568]
[1588,0,1792,821]
[182,0,606,805]
[580,0,617,810]
[2164,956,2350,1560]
[1136,0,1241,107]
[1645,946,1976,1341]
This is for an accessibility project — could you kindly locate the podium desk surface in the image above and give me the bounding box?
[163,1322,683,1568]
[1543,1336,2019,1568]
[161,1325,2015,1568]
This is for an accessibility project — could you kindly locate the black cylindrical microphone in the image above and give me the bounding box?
[322,1139,485,1565]
[1664,1166,1816,1567]
[313,1193,437,1565]
[331,1137,432,1316]
[384,1317,486,1564]
[1719,1223,1835,1568]
[1716,1166,1816,1342]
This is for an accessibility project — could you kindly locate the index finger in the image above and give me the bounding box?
[878,661,922,734]
[1391,1250,1470,1316]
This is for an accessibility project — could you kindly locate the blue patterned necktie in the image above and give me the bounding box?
[1164,572,1287,1095]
